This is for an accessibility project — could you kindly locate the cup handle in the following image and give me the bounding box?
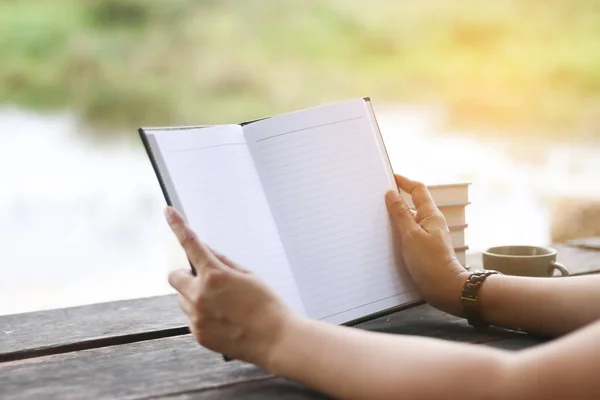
[549,261,570,276]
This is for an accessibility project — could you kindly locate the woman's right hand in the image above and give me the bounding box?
[385,174,469,316]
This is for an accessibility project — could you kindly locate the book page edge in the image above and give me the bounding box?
[363,97,396,186]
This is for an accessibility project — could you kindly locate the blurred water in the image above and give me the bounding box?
[0,108,187,316]
[1,105,599,315]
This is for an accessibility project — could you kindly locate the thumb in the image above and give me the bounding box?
[385,189,419,235]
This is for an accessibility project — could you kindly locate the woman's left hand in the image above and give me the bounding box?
[164,206,294,367]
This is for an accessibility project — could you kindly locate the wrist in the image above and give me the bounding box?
[263,313,306,374]
[431,262,470,317]
[450,269,472,317]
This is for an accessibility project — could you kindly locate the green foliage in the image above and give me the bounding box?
[1,0,599,140]
[87,0,195,28]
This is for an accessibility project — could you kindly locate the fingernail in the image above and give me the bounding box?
[385,190,401,204]
[164,207,175,224]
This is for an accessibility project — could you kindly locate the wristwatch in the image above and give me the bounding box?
[460,269,503,329]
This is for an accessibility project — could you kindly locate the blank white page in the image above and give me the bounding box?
[244,99,420,324]
[147,125,305,315]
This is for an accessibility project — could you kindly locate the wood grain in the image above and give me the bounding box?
[154,378,331,400]
[555,244,600,275]
[0,294,185,358]
[0,335,270,400]
[0,304,546,400]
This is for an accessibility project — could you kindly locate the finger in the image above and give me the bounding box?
[190,319,242,350]
[177,293,196,317]
[385,189,419,234]
[165,206,215,273]
[416,207,447,230]
[178,295,211,334]
[209,247,250,273]
[394,175,440,222]
[168,268,196,301]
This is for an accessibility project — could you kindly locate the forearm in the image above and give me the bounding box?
[477,274,600,337]
[268,316,512,400]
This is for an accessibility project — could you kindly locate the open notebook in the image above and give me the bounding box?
[139,97,422,326]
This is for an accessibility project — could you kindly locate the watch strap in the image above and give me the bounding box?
[461,269,502,329]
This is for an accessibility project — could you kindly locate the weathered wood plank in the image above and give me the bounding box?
[555,244,600,275]
[467,243,600,275]
[154,378,330,400]
[566,236,600,250]
[0,304,546,400]
[0,335,271,400]
[0,294,185,357]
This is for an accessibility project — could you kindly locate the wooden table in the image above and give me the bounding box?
[1,243,598,399]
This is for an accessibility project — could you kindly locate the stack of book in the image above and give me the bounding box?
[401,182,470,268]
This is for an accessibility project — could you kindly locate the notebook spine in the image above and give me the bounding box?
[341,299,424,327]
[138,128,173,207]
[138,128,196,278]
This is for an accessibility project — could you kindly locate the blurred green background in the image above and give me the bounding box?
[2,0,600,140]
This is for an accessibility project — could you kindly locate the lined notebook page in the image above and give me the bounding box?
[244,99,419,323]
[148,125,306,315]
